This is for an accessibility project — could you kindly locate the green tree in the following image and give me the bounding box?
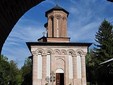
[94,20,113,85]
[86,50,97,85]
[0,55,22,85]
[21,58,32,85]
[94,20,113,64]
[0,55,10,85]
[9,60,22,85]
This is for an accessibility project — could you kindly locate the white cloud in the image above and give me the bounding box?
[2,17,45,68]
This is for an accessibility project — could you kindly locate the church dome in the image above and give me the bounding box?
[45,5,69,17]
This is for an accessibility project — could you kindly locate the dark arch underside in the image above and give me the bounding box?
[0,0,44,54]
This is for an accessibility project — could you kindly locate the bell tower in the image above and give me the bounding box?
[39,5,70,42]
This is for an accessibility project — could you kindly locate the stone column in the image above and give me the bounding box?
[81,54,87,85]
[62,16,67,37]
[50,53,56,85]
[72,54,77,85]
[42,53,47,85]
[32,51,38,85]
[48,16,52,37]
[65,55,69,85]
[50,54,53,72]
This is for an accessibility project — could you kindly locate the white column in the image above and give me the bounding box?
[46,53,51,78]
[77,54,82,85]
[81,54,87,85]
[69,54,73,79]
[37,53,42,79]
[37,53,42,85]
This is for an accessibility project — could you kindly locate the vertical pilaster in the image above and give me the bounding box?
[48,16,52,37]
[32,51,38,85]
[81,54,87,85]
[63,16,67,37]
[65,55,69,85]
[73,54,77,85]
[54,16,57,37]
[50,53,55,72]
[42,53,47,85]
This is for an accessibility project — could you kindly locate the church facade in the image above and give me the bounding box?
[27,5,91,85]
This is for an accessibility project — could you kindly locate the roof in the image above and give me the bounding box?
[26,42,92,50]
[45,5,69,17]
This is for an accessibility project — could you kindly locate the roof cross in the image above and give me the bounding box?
[55,0,60,5]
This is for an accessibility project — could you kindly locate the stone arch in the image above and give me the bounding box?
[54,49,61,55]
[56,58,65,71]
[55,14,61,19]
[56,68,64,73]
[75,49,84,56]
[48,15,54,19]
[67,49,76,55]
[46,48,54,54]
[61,49,67,55]
[35,48,45,54]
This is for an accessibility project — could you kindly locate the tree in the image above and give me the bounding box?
[21,58,32,85]
[9,60,22,85]
[0,55,22,85]
[0,55,10,85]
[94,20,113,85]
[86,50,97,85]
[94,20,113,63]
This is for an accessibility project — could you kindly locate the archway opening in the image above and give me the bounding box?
[56,69,64,85]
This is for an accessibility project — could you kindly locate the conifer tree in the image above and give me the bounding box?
[94,20,113,64]
[94,20,113,84]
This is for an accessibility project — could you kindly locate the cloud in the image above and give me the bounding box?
[2,17,45,68]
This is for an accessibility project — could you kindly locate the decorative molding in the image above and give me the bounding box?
[54,49,61,55]
[67,49,76,55]
[31,51,37,56]
[75,49,84,56]
[46,48,54,54]
[61,49,67,55]
[35,48,45,54]
[55,14,61,19]
[42,53,47,56]
[48,15,54,19]
[55,58,65,71]
[63,16,67,20]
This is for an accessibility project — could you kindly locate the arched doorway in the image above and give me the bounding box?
[56,69,64,85]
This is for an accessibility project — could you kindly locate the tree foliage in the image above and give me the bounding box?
[86,20,113,85]
[0,55,32,85]
[0,55,22,85]
[21,58,32,85]
[94,20,113,63]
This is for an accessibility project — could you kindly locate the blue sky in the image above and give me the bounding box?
[1,0,113,68]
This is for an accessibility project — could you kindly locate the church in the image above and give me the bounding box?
[27,5,91,85]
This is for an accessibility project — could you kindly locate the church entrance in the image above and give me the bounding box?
[56,69,64,85]
[56,73,64,85]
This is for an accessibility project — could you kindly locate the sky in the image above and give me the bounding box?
[1,0,113,68]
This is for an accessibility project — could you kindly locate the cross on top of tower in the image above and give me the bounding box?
[55,0,60,6]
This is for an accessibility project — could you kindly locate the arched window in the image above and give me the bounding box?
[56,18,59,37]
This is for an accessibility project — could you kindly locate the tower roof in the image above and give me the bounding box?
[45,5,69,17]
